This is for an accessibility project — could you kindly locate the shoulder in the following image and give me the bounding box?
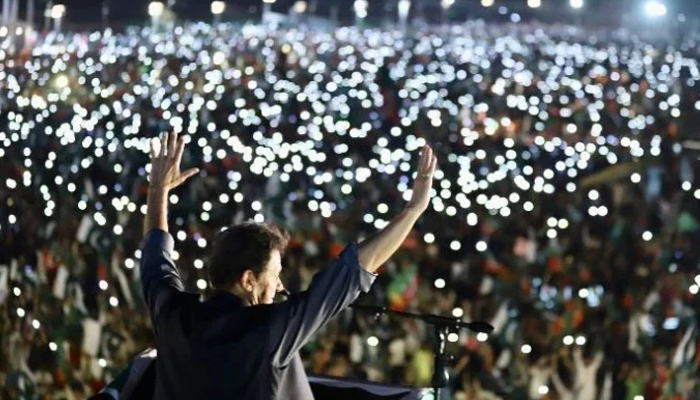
[154,290,200,325]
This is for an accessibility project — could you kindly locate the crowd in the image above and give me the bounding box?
[1,18,700,400]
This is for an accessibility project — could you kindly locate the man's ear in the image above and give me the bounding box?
[241,270,256,292]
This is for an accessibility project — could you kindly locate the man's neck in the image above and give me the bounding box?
[230,285,254,306]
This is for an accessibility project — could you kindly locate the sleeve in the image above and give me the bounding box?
[139,229,185,328]
[269,243,377,367]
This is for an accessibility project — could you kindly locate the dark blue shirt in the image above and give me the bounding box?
[139,228,377,400]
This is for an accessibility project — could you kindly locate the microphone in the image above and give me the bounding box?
[349,304,494,333]
[276,291,494,333]
[464,321,495,333]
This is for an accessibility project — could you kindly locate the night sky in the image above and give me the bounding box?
[25,0,700,28]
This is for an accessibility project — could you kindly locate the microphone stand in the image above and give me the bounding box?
[349,304,494,400]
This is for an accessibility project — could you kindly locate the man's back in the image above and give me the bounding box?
[151,290,300,399]
[140,229,376,400]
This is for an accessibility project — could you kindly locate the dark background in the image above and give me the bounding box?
[23,0,700,30]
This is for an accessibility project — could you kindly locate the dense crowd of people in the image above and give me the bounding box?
[1,18,700,400]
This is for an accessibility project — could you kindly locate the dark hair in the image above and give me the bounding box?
[207,222,289,290]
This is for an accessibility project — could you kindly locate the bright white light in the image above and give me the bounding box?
[32,319,41,329]
[634,397,644,400]
[631,173,641,183]
[690,284,699,295]
[211,0,225,15]
[441,0,455,9]
[663,317,679,330]
[452,307,464,318]
[109,296,119,307]
[197,279,207,290]
[642,231,653,241]
[527,0,541,8]
[50,4,66,19]
[578,288,589,298]
[292,0,307,13]
[17,308,25,318]
[398,0,411,18]
[521,344,532,354]
[49,342,58,351]
[424,233,435,243]
[476,332,488,342]
[481,0,494,6]
[434,278,446,289]
[450,241,461,251]
[99,358,107,368]
[55,75,69,89]
[448,333,459,342]
[13,287,21,296]
[576,336,587,346]
[538,385,549,395]
[476,241,488,252]
[367,336,379,346]
[570,0,583,9]
[148,1,165,17]
[354,0,368,19]
[99,280,108,290]
[644,0,667,17]
[563,335,574,345]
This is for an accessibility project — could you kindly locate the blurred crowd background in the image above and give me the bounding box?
[2,5,700,400]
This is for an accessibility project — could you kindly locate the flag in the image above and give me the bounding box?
[77,214,95,244]
[580,161,644,188]
[92,349,157,400]
[386,264,418,311]
[83,318,102,357]
[0,265,8,305]
[53,265,69,300]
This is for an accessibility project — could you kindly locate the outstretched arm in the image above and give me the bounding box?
[551,369,570,397]
[357,145,437,273]
[269,145,438,367]
[140,132,198,325]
